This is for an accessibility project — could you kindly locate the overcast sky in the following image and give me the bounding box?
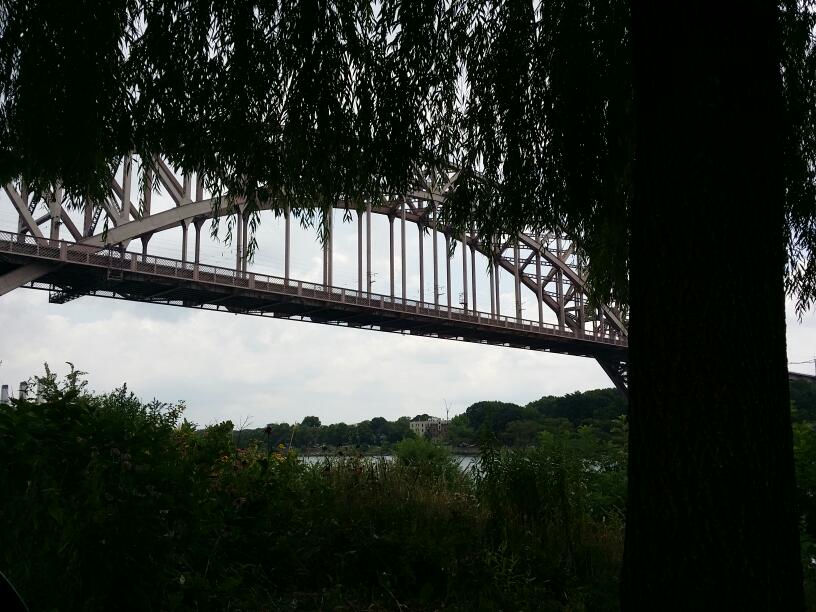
[1,187,814,428]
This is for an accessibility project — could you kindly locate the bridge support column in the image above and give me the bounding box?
[366,203,372,293]
[576,254,585,335]
[242,211,249,274]
[322,208,333,287]
[596,357,628,398]
[536,248,544,327]
[357,210,363,292]
[49,184,63,244]
[328,209,333,286]
[389,216,395,298]
[489,250,495,317]
[235,210,243,274]
[141,233,151,262]
[121,155,132,227]
[322,214,328,287]
[143,166,153,217]
[461,232,468,312]
[401,203,406,302]
[445,233,452,312]
[193,218,204,279]
[17,182,28,238]
[494,254,501,317]
[556,236,565,331]
[182,173,192,204]
[328,208,334,286]
[514,241,522,321]
[180,220,189,264]
[285,206,291,284]
[83,199,94,237]
[432,207,438,307]
[470,239,477,312]
[418,222,424,303]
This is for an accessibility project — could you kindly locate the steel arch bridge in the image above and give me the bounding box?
[0,157,629,393]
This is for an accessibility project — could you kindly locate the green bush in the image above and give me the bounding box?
[0,368,627,611]
[393,436,460,482]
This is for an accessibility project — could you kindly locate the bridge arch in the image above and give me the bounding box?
[0,157,628,392]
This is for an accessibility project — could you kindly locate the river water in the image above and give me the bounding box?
[300,454,480,472]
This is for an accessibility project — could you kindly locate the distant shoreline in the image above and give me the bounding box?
[296,446,482,458]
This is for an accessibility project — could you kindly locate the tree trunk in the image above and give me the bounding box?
[623,2,804,609]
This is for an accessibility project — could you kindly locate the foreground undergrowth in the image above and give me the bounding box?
[0,368,627,611]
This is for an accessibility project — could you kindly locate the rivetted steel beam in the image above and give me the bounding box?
[155,158,184,205]
[366,202,372,293]
[461,232,468,312]
[357,210,363,293]
[49,185,63,243]
[328,210,333,286]
[514,241,522,321]
[141,233,151,261]
[418,222,424,303]
[536,248,544,327]
[284,206,291,282]
[401,203,406,302]
[0,162,624,340]
[494,254,501,317]
[83,201,93,237]
[235,211,242,272]
[181,221,189,264]
[121,156,132,227]
[110,179,142,221]
[17,182,29,236]
[470,239,477,312]
[242,211,249,274]
[519,232,625,334]
[322,214,329,287]
[4,184,43,239]
[57,205,81,241]
[556,236,565,330]
[29,190,598,332]
[489,250,495,317]
[389,216,395,298]
[445,233,452,312]
[0,262,56,296]
[432,206,439,307]
[194,218,204,276]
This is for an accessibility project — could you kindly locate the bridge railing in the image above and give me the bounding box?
[0,231,627,347]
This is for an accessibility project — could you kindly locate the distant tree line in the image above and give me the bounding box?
[234,389,629,451]
[448,389,628,447]
[235,415,415,451]
[234,382,816,453]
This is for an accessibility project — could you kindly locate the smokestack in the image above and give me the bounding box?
[0,385,8,405]
[18,381,28,402]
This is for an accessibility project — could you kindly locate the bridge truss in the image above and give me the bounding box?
[0,157,629,393]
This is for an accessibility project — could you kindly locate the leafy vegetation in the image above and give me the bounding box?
[0,369,626,611]
[237,389,626,454]
[2,368,816,610]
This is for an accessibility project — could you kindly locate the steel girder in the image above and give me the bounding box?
[0,157,628,393]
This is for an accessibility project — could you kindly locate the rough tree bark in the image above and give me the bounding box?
[622,2,804,609]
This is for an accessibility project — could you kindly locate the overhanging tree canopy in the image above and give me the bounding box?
[1,1,814,308]
[2,0,816,608]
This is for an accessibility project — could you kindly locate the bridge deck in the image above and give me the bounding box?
[0,232,627,360]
